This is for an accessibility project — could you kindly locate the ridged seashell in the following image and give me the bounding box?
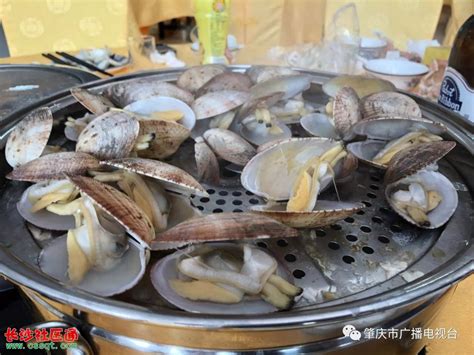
[101,157,208,197]
[250,74,311,101]
[71,87,114,115]
[360,92,422,119]
[203,128,256,166]
[322,75,396,98]
[251,201,364,228]
[138,120,190,159]
[177,65,226,93]
[246,65,298,84]
[39,235,147,296]
[192,90,250,120]
[67,175,155,248]
[76,110,139,160]
[195,136,220,185]
[197,72,252,96]
[150,212,298,250]
[6,152,100,182]
[5,107,53,168]
[332,87,361,137]
[104,79,194,107]
[384,141,456,185]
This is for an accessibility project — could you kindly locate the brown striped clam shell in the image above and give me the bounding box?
[138,120,190,159]
[101,157,208,197]
[194,136,220,185]
[176,64,226,93]
[360,92,422,119]
[192,90,250,120]
[197,72,252,96]
[203,128,256,166]
[6,152,100,182]
[151,212,298,250]
[332,87,361,137]
[71,87,114,115]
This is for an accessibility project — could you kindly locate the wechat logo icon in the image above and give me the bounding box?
[342,324,362,341]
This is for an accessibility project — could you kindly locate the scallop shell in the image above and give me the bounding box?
[192,90,250,120]
[6,152,100,182]
[67,175,155,248]
[177,65,227,93]
[322,75,396,98]
[360,92,422,119]
[150,213,298,250]
[385,170,458,229]
[251,201,364,228]
[101,157,208,197]
[39,235,147,296]
[203,128,256,166]
[5,107,53,168]
[71,87,114,115]
[241,138,341,200]
[332,87,361,137]
[250,74,311,101]
[76,110,140,160]
[137,120,190,159]
[384,141,456,185]
[104,79,194,107]
[195,136,220,185]
[197,72,252,96]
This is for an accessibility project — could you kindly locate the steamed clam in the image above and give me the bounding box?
[384,141,457,229]
[360,91,422,119]
[177,64,226,93]
[322,75,396,98]
[347,117,446,169]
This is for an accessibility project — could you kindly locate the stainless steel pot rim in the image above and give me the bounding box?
[0,66,472,330]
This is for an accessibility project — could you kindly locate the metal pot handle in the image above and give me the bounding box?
[18,321,93,355]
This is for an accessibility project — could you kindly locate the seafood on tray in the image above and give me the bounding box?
[2,66,459,313]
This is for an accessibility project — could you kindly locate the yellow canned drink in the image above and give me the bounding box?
[195,0,231,64]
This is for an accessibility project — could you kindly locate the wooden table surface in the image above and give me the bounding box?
[0,44,472,355]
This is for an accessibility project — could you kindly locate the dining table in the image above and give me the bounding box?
[0,43,472,355]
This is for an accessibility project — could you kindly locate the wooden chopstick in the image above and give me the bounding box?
[56,51,114,77]
[41,53,72,66]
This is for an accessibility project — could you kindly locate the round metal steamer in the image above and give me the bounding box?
[0,67,472,354]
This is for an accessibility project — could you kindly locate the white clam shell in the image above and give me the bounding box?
[241,138,341,200]
[239,120,292,146]
[17,184,75,231]
[300,113,340,139]
[39,236,148,297]
[124,96,196,131]
[192,90,250,120]
[386,170,458,229]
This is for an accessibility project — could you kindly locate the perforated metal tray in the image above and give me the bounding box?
[0,67,472,348]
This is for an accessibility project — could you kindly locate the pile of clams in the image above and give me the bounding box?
[3,65,458,313]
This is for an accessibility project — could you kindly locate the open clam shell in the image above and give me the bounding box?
[195,136,220,185]
[197,72,252,96]
[192,90,250,120]
[240,120,292,146]
[71,87,114,115]
[167,193,202,228]
[150,212,298,250]
[124,96,196,131]
[17,184,75,231]
[251,201,364,228]
[384,141,456,185]
[39,235,147,297]
[360,92,422,119]
[385,170,458,229]
[332,87,361,137]
[6,152,100,182]
[76,110,140,160]
[203,128,256,166]
[177,65,227,93]
[300,113,340,139]
[150,243,292,314]
[250,74,311,101]
[67,175,155,248]
[137,119,190,159]
[5,107,53,168]
[322,75,396,98]
[104,79,194,107]
[235,92,284,124]
[241,137,342,200]
[101,157,208,197]
[347,117,448,169]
